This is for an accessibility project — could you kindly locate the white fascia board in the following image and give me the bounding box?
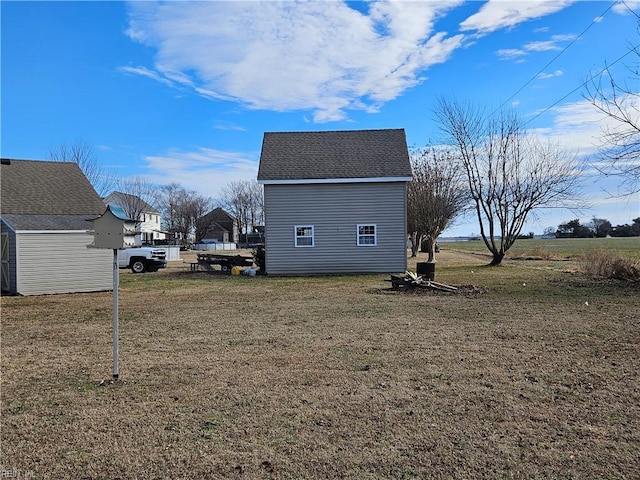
[258,176,412,185]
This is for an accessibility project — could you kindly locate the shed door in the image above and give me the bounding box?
[1,234,9,291]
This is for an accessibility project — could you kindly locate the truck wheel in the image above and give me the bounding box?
[131,259,147,273]
[221,263,230,273]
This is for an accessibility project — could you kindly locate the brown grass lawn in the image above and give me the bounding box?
[2,248,639,479]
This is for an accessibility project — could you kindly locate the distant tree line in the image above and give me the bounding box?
[553,217,640,238]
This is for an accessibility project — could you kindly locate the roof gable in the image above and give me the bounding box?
[103,191,159,214]
[201,207,235,224]
[257,129,412,183]
[1,159,106,215]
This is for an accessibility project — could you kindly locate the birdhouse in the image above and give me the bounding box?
[88,204,138,249]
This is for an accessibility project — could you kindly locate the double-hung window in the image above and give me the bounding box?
[357,224,377,246]
[295,225,314,247]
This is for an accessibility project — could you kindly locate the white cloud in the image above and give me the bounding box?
[613,0,640,15]
[524,40,561,52]
[525,34,576,51]
[496,48,527,60]
[123,1,586,122]
[213,120,246,132]
[550,97,640,152]
[537,69,563,79]
[498,34,576,61]
[141,147,259,200]
[119,65,174,87]
[124,0,465,122]
[533,99,606,153]
[460,0,575,33]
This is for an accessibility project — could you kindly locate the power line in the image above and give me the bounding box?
[525,44,639,125]
[496,0,619,113]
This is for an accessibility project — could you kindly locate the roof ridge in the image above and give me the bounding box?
[263,128,404,135]
[0,158,75,165]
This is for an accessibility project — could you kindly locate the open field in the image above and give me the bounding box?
[2,240,639,479]
[441,237,640,261]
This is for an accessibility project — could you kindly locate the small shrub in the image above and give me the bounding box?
[581,249,640,282]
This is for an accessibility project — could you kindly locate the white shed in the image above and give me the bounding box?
[1,159,112,295]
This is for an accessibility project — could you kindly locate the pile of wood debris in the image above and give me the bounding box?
[387,271,459,293]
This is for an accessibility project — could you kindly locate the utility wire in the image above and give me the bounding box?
[496,0,618,113]
[525,44,639,125]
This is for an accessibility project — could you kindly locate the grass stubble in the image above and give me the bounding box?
[1,245,639,479]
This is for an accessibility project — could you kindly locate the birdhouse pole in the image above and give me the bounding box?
[88,204,136,380]
[112,248,119,379]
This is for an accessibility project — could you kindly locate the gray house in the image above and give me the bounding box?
[1,159,112,295]
[257,129,412,275]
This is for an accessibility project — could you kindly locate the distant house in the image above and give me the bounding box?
[257,129,412,275]
[197,207,239,244]
[1,159,112,295]
[103,191,166,245]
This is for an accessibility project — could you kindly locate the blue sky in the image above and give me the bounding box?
[2,0,639,236]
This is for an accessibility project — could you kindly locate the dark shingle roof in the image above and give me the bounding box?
[257,129,412,182]
[201,207,234,224]
[1,159,106,230]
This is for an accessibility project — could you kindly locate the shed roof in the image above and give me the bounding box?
[103,204,133,222]
[0,159,106,231]
[257,129,412,183]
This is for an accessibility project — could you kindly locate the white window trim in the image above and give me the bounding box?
[357,224,377,247]
[294,225,315,247]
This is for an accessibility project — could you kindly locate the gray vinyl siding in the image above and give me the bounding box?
[15,231,112,295]
[264,182,407,275]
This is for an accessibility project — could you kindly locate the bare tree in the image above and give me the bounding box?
[584,13,639,194]
[407,146,469,260]
[48,140,117,197]
[106,177,158,222]
[221,180,264,241]
[434,99,585,265]
[154,183,182,244]
[155,183,212,245]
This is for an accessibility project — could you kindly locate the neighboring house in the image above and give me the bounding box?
[257,129,412,275]
[103,191,166,245]
[197,207,239,244]
[1,159,112,295]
